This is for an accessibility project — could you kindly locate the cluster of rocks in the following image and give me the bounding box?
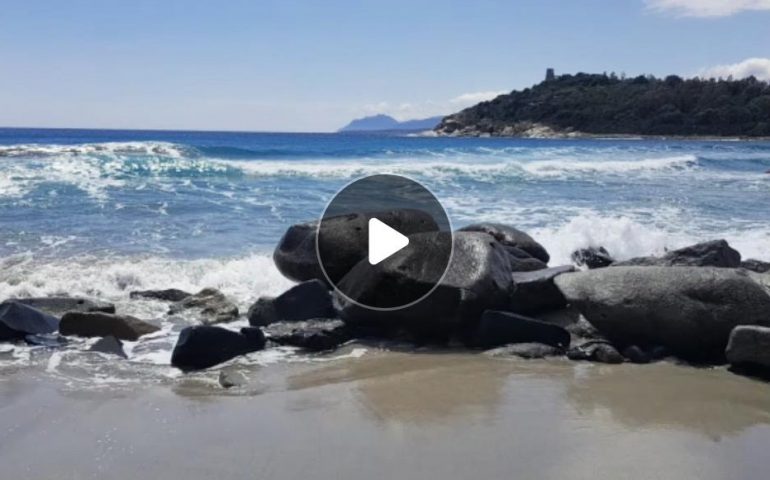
[4,209,770,385]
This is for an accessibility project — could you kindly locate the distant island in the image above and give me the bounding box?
[435,70,770,138]
[339,114,443,133]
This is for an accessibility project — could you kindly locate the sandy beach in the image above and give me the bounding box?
[2,348,770,480]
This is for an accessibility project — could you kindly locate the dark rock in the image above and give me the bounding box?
[0,301,59,340]
[621,345,650,364]
[89,336,127,358]
[129,289,192,302]
[274,209,438,283]
[726,326,770,368]
[567,340,623,364]
[239,327,267,345]
[614,239,741,268]
[264,319,352,351]
[171,325,266,371]
[741,259,770,273]
[247,280,335,327]
[571,246,614,269]
[555,267,770,360]
[472,310,570,349]
[168,288,239,324]
[503,246,548,272]
[59,312,160,341]
[459,223,550,263]
[484,342,563,359]
[24,333,68,348]
[509,265,574,314]
[336,231,514,335]
[13,296,115,318]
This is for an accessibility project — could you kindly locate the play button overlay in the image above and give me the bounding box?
[368,218,409,265]
[316,174,453,311]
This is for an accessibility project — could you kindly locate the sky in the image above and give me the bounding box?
[0,0,769,132]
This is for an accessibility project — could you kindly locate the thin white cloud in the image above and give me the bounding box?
[646,0,770,17]
[698,58,770,81]
[359,90,507,121]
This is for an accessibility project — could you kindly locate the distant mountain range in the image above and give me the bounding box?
[339,114,443,132]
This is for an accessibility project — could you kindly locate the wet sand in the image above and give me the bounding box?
[2,350,770,479]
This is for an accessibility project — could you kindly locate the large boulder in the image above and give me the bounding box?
[168,288,239,324]
[59,312,160,341]
[0,301,59,340]
[571,246,614,269]
[555,267,770,360]
[471,310,570,349]
[130,289,192,302]
[336,231,514,335]
[509,265,574,314]
[247,280,334,326]
[13,296,115,318]
[171,326,266,371]
[459,223,550,263]
[264,319,352,351]
[274,209,438,283]
[725,326,770,369]
[614,240,741,268]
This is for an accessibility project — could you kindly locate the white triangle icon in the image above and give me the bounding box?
[368,218,409,265]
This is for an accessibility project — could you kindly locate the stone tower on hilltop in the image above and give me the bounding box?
[545,68,555,81]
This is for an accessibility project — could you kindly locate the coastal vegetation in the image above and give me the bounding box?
[435,72,770,137]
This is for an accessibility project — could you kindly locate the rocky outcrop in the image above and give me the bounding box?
[130,289,192,302]
[274,209,438,283]
[459,223,550,263]
[336,231,514,335]
[171,326,266,371]
[13,296,115,318]
[0,301,59,340]
[614,240,741,268]
[726,326,770,369]
[265,319,352,351]
[471,310,570,349]
[571,246,614,269]
[168,288,239,324]
[509,265,574,314]
[247,280,334,327]
[60,312,160,341]
[555,267,770,360]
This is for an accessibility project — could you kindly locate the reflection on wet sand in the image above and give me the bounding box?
[566,361,770,439]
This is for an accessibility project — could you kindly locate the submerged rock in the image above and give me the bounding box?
[336,231,514,335]
[472,310,571,349]
[509,265,574,314]
[247,280,335,327]
[89,336,127,358]
[0,301,59,340]
[274,209,438,283]
[14,296,115,318]
[459,223,550,263]
[130,289,192,302]
[219,367,247,389]
[555,267,770,360]
[614,239,741,268]
[484,342,563,359]
[60,312,160,341]
[171,325,266,371]
[621,345,651,364]
[726,326,770,369]
[567,340,624,364]
[571,246,614,269]
[168,288,239,324]
[24,333,68,348]
[265,319,352,351]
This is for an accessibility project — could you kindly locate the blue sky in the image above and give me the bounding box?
[1,0,769,132]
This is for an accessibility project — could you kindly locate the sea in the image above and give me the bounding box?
[1,127,769,386]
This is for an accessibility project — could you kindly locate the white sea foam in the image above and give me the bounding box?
[0,141,194,158]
